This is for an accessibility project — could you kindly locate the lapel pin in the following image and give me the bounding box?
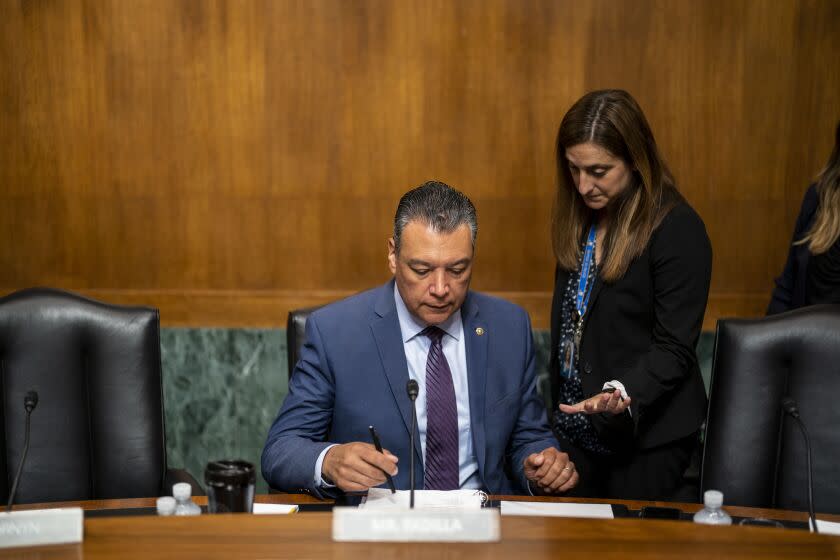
[475,327,485,336]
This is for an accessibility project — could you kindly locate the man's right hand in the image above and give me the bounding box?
[322,442,398,492]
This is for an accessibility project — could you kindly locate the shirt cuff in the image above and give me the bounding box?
[314,444,339,488]
[603,380,632,417]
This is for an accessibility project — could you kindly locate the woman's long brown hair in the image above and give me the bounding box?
[552,89,680,282]
[797,120,840,254]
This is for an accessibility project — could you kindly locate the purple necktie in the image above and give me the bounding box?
[422,326,459,490]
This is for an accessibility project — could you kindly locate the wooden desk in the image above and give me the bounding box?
[4,495,840,559]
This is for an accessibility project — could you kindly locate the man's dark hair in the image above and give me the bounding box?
[393,180,478,254]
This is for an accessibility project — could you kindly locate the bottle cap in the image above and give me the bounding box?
[173,482,192,500]
[156,496,176,515]
[703,489,724,508]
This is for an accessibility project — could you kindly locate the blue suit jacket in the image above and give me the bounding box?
[261,280,559,497]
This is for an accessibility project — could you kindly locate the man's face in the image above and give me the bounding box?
[388,221,474,325]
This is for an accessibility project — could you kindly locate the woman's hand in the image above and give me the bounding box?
[559,390,631,416]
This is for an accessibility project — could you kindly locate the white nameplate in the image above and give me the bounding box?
[332,506,500,542]
[0,508,83,549]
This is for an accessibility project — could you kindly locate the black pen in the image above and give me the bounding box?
[368,425,397,494]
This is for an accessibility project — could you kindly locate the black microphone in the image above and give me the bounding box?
[406,380,419,509]
[781,396,818,533]
[6,390,39,512]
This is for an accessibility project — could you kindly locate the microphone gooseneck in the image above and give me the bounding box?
[781,396,818,533]
[6,390,39,512]
[406,380,419,509]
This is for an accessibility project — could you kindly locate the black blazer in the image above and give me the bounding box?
[767,184,818,315]
[550,201,712,450]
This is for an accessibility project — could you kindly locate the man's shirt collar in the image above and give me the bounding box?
[393,282,462,343]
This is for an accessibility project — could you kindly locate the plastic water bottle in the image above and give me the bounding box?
[156,496,176,516]
[693,490,732,525]
[172,482,202,516]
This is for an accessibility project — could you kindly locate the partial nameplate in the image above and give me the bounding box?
[500,500,614,519]
[332,507,500,542]
[0,508,84,549]
[814,518,840,534]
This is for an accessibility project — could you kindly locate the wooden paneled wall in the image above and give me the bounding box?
[1,0,838,329]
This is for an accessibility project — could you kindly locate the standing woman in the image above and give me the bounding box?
[767,120,840,314]
[549,90,711,500]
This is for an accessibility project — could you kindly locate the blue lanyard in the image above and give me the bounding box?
[575,224,597,319]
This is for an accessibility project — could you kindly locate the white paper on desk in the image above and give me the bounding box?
[252,503,299,514]
[500,501,614,519]
[813,519,840,534]
[361,488,485,510]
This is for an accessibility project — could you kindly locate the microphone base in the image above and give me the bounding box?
[0,507,83,549]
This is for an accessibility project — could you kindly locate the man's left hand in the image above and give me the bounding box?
[523,447,578,494]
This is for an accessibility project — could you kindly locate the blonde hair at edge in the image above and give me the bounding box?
[797,120,840,254]
[552,89,680,282]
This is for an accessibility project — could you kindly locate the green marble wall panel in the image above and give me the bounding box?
[160,328,288,494]
[159,327,715,494]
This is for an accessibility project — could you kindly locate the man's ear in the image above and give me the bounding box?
[387,238,397,274]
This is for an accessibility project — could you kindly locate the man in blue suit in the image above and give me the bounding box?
[262,181,577,497]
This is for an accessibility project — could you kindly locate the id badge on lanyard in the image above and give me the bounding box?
[559,224,596,380]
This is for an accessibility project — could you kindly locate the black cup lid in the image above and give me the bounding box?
[205,460,256,486]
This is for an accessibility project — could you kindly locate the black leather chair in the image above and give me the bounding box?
[0,288,201,505]
[701,304,840,513]
[286,306,322,379]
[264,305,322,495]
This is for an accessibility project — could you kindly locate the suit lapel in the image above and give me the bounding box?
[461,293,488,476]
[370,281,424,466]
[585,275,605,321]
